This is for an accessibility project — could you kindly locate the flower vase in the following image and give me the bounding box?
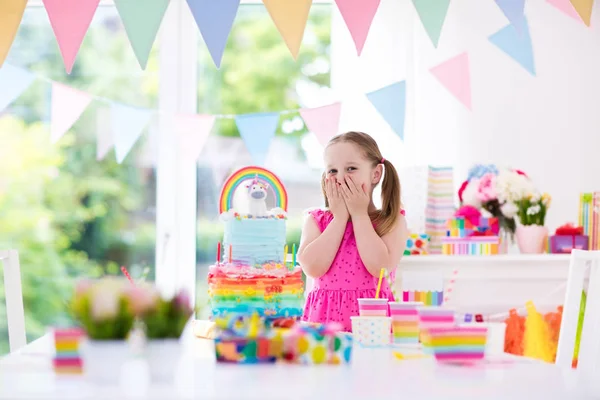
[516,225,549,254]
[80,339,130,385]
[145,338,182,383]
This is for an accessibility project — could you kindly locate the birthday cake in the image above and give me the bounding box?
[208,166,304,319]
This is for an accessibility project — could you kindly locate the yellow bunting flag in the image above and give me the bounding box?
[569,0,594,26]
[0,0,27,66]
[523,301,554,363]
[262,0,313,59]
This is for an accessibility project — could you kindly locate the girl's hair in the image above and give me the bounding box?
[321,131,402,236]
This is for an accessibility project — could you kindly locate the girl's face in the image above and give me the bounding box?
[324,141,382,193]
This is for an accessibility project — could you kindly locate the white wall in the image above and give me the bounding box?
[331,0,600,231]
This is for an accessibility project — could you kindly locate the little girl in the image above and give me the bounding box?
[298,131,408,331]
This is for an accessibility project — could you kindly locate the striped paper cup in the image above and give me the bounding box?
[389,302,422,344]
[351,316,391,347]
[416,306,455,352]
[357,298,389,317]
[424,326,488,364]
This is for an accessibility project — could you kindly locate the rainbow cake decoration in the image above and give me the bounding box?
[421,326,488,364]
[208,166,304,319]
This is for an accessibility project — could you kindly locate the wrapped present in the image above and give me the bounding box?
[446,216,499,238]
[282,322,352,364]
[404,233,429,255]
[550,223,588,254]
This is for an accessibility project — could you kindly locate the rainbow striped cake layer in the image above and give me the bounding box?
[208,264,304,318]
[421,326,487,363]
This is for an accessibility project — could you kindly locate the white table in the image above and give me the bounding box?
[0,332,597,399]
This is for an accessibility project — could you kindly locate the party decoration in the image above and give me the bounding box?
[404,233,429,255]
[579,192,600,250]
[366,81,407,140]
[569,0,594,26]
[489,18,536,76]
[283,323,352,364]
[52,328,84,375]
[495,0,526,33]
[430,52,472,109]
[299,102,341,146]
[50,83,93,143]
[334,0,381,55]
[412,0,451,47]
[421,326,487,364]
[219,166,288,213]
[263,0,313,59]
[523,301,554,362]
[114,0,169,69]
[0,64,35,113]
[110,103,153,164]
[42,0,101,74]
[96,107,114,161]
[175,113,216,161]
[547,0,584,22]
[0,0,27,66]
[186,0,241,68]
[425,166,455,254]
[234,112,279,166]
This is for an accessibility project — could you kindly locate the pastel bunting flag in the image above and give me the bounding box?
[235,112,280,166]
[96,108,114,160]
[495,0,526,33]
[412,0,451,48]
[263,0,313,59]
[42,0,100,74]
[366,81,407,140]
[334,0,381,56]
[0,0,27,67]
[547,0,584,22]
[175,113,216,161]
[110,103,152,164]
[50,83,93,143]
[0,64,35,113]
[569,0,594,26]
[489,18,536,76]
[186,0,240,68]
[299,103,342,146]
[430,52,472,109]
[114,0,170,69]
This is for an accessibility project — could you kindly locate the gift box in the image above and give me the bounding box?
[446,217,499,238]
[550,224,589,254]
[282,322,352,364]
[404,233,429,255]
[441,236,500,255]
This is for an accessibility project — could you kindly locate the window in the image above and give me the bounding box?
[194,4,332,317]
[0,4,158,354]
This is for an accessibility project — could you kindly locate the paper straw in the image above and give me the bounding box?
[228,245,232,264]
[283,244,288,266]
[217,242,221,264]
[120,266,134,285]
[443,269,459,305]
[375,268,384,298]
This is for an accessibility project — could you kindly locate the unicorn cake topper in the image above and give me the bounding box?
[245,174,270,217]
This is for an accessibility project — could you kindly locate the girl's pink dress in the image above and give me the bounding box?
[301,209,401,332]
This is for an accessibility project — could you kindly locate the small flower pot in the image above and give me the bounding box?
[145,338,182,382]
[80,339,129,385]
[516,225,549,254]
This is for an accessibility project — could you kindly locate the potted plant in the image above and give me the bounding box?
[71,277,136,384]
[515,193,551,254]
[137,288,194,382]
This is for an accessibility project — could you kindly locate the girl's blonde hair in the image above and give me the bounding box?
[321,131,402,236]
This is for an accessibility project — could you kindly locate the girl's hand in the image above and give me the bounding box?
[341,175,370,217]
[325,177,349,220]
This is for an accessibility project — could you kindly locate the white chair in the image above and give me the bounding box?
[1,250,26,352]
[556,249,600,376]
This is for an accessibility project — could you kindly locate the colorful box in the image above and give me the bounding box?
[425,166,456,254]
[441,236,500,255]
[404,233,429,255]
[215,336,281,363]
[53,328,84,375]
[417,306,455,353]
[550,235,589,254]
[389,302,422,344]
[446,217,499,237]
[282,323,352,364]
[422,326,488,364]
[351,316,391,347]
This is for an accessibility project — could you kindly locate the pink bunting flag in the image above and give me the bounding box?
[175,113,216,161]
[430,52,472,110]
[50,83,92,144]
[335,0,381,56]
[546,0,584,22]
[42,0,100,74]
[299,103,342,146]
